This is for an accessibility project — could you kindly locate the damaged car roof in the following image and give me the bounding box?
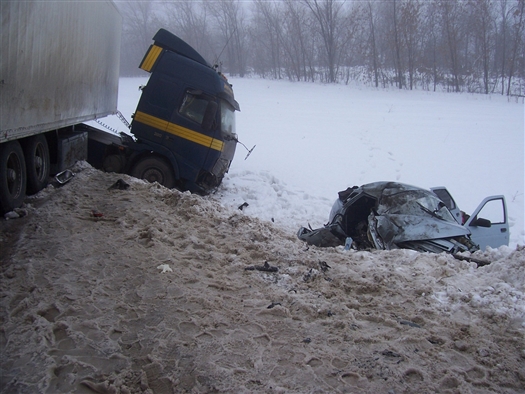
[298,181,478,254]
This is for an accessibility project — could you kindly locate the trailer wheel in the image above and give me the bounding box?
[131,156,176,189]
[0,141,27,214]
[23,134,50,195]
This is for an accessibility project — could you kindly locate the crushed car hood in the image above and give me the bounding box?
[298,181,478,254]
[372,214,470,247]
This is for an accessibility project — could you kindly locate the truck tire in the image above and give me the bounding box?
[131,156,176,189]
[23,134,50,195]
[0,141,27,214]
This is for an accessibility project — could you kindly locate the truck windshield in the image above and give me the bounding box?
[220,100,236,138]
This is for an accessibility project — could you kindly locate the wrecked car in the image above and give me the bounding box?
[297,181,509,254]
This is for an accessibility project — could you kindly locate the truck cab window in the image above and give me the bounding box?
[179,92,209,125]
[220,100,236,137]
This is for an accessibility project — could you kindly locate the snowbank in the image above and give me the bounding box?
[1,165,523,393]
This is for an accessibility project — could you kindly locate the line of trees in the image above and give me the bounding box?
[118,0,524,96]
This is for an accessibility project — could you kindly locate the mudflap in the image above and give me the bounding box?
[297,226,344,247]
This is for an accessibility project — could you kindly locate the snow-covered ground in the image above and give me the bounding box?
[2,77,524,393]
[101,76,524,248]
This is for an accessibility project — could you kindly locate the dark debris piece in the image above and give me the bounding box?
[238,202,249,210]
[452,253,491,267]
[245,261,278,272]
[303,268,313,282]
[267,302,282,309]
[318,261,331,272]
[91,210,104,218]
[399,320,421,328]
[381,350,402,358]
[108,179,130,190]
[381,350,404,364]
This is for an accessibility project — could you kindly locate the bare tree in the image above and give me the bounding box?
[163,2,214,63]
[507,0,525,95]
[281,0,317,82]
[391,0,404,89]
[438,0,464,92]
[422,2,440,91]
[497,0,510,94]
[113,0,523,94]
[338,3,366,84]
[366,1,380,88]
[302,0,347,83]
[468,0,496,94]
[399,0,423,90]
[207,0,249,77]
[251,0,283,79]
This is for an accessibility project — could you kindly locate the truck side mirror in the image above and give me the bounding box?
[471,217,491,228]
[202,101,218,132]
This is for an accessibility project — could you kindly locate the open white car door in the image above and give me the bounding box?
[464,195,509,251]
[431,187,509,250]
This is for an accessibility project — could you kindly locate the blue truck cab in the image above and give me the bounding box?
[132,29,240,193]
[87,29,240,194]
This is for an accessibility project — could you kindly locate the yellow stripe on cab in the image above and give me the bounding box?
[134,111,224,151]
[140,45,163,72]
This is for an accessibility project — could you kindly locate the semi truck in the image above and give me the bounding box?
[0,1,240,214]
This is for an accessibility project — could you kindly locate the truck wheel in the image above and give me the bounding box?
[23,134,50,195]
[0,141,27,214]
[131,156,176,189]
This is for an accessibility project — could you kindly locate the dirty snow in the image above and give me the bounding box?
[1,77,524,393]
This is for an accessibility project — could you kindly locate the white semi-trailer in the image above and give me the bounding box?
[1,1,241,214]
[0,1,121,212]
